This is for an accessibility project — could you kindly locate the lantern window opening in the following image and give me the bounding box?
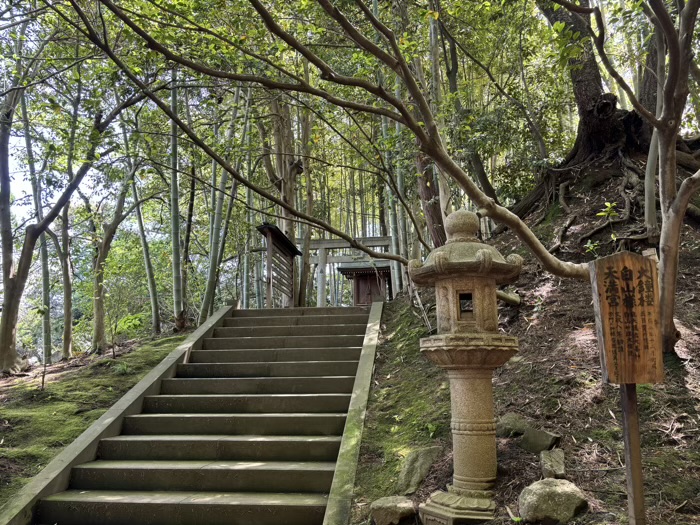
[458,292,474,320]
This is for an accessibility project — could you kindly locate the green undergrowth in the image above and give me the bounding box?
[353,297,449,523]
[0,336,185,507]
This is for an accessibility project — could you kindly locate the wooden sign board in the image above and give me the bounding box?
[590,252,664,384]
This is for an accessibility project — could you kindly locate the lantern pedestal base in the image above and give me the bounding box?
[419,486,495,524]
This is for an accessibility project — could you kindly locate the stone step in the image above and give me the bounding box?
[202,334,365,350]
[175,361,359,378]
[36,490,327,525]
[232,307,369,317]
[213,324,367,338]
[122,413,347,436]
[98,435,342,462]
[160,376,356,395]
[223,314,369,327]
[71,460,336,493]
[142,394,351,414]
[188,347,362,363]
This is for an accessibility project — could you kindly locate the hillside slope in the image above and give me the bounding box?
[353,176,700,524]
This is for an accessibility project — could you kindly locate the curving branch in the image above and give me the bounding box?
[674,169,700,214]
[94,0,406,124]
[62,0,591,279]
[62,0,409,265]
[315,0,435,142]
[648,0,681,122]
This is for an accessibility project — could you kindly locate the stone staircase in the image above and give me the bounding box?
[34,306,370,525]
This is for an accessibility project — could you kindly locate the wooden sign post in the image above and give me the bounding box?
[590,251,664,525]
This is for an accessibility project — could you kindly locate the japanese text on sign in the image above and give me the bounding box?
[590,252,663,384]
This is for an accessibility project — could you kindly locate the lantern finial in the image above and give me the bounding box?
[445,209,479,243]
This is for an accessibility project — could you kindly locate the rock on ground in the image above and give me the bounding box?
[496,412,530,438]
[519,427,561,453]
[397,445,442,494]
[519,478,588,524]
[369,496,416,525]
[541,448,566,479]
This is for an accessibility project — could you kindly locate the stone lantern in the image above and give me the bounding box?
[408,209,522,523]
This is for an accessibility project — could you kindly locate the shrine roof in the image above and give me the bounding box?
[256,223,302,257]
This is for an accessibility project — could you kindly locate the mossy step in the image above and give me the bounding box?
[188,347,362,363]
[160,376,356,395]
[232,306,369,317]
[71,460,336,493]
[213,324,367,337]
[175,361,359,378]
[36,490,327,525]
[98,435,342,461]
[223,314,369,327]
[122,413,347,436]
[142,393,351,414]
[202,335,365,350]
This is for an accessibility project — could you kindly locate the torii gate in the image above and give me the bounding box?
[304,236,398,306]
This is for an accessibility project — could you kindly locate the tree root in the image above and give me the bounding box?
[559,182,571,214]
[549,214,577,253]
[497,290,521,305]
[579,170,634,242]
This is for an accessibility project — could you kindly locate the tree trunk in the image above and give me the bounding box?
[440,26,500,202]
[658,131,680,352]
[21,92,52,364]
[428,9,452,221]
[416,152,447,247]
[170,68,185,330]
[92,243,109,354]
[643,29,664,238]
[0,23,28,372]
[538,0,608,164]
[200,158,226,322]
[59,209,73,358]
[377,177,388,237]
[297,83,314,307]
[202,88,249,319]
[90,156,137,353]
[393,82,410,287]
[133,179,161,334]
[181,167,196,321]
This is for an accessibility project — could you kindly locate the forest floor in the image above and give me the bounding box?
[0,335,185,507]
[353,170,700,524]
[1,164,698,524]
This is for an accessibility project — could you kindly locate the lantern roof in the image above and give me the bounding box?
[409,210,522,285]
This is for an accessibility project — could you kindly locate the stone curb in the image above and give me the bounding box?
[323,301,384,525]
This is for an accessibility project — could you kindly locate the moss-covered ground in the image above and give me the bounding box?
[0,336,184,507]
[352,297,452,521]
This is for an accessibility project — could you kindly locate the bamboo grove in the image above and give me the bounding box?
[2,0,700,371]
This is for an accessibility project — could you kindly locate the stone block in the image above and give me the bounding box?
[496,412,530,438]
[369,496,415,525]
[397,446,442,494]
[519,428,561,453]
[541,449,566,479]
[519,479,587,524]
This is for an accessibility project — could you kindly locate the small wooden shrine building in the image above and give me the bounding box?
[337,261,392,306]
